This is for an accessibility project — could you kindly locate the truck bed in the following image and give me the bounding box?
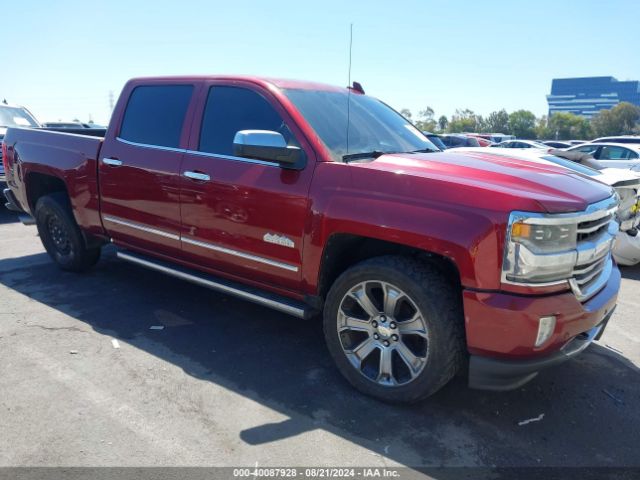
[3,127,105,235]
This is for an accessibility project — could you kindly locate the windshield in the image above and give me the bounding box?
[0,106,39,128]
[540,155,600,177]
[283,89,438,161]
[529,141,550,148]
[427,135,447,150]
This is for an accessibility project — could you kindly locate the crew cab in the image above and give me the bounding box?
[2,76,621,402]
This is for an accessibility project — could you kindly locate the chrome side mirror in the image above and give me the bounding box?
[233,130,302,166]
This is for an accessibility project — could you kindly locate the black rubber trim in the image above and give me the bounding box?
[468,309,615,391]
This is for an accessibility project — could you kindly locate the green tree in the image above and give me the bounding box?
[414,107,437,132]
[447,109,483,133]
[591,102,640,137]
[399,108,413,120]
[437,115,448,132]
[545,112,592,140]
[508,110,537,139]
[535,115,550,139]
[484,109,510,134]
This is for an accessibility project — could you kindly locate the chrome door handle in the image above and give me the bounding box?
[184,171,211,181]
[103,157,123,166]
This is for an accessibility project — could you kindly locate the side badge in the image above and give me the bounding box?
[263,233,295,248]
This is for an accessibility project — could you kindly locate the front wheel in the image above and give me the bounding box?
[35,192,101,272]
[323,256,465,403]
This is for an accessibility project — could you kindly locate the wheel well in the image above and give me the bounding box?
[317,234,461,299]
[26,173,68,211]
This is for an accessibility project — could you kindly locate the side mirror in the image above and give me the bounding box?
[233,130,302,166]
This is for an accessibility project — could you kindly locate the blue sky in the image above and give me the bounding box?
[5,0,639,125]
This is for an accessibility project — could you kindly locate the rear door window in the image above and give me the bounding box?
[119,85,194,148]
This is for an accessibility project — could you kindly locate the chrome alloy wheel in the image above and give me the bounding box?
[337,281,429,386]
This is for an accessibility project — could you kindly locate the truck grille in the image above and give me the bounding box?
[576,213,613,242]
[569,203,618,302]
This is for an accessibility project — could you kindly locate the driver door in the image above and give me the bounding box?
[178,82,316,291]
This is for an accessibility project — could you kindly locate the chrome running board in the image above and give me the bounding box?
[117,250,310,319]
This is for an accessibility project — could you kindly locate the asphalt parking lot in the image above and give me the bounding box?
[0,205,639,470]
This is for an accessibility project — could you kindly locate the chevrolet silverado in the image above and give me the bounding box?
[2,76,621,402]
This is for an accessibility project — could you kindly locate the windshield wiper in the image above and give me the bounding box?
[342,150,392,162]
[408,148,439,154]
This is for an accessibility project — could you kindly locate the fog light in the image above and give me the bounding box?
[535,315,556,347]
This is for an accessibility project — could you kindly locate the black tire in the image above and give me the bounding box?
[323,255,465,403]
[35,192,101,272]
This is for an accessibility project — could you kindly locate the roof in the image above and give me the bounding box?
[127,75,347,92]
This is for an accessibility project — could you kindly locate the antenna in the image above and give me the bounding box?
[346,23,353,156]
[348,23,353,87]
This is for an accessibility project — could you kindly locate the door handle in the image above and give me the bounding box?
[103,157,123,166]
[183,171,211,181]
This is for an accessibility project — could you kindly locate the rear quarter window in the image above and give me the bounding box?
[119,85,193,148]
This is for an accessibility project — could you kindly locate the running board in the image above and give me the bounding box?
[116,251,311,319]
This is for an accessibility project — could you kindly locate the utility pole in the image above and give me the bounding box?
[108,90,114,112]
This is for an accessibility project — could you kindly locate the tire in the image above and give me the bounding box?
[323,255,465,403]
[35,192,101,272]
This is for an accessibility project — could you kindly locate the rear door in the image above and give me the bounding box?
[178,82,316,291]
[99,82,198,257]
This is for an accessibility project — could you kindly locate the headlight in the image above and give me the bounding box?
[502,198,619,290]
[503,218,578,284]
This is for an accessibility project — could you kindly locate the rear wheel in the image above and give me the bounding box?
[323,255,464,403]
[35,192,101,272]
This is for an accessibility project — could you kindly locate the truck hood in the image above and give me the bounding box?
[352,151,614,214]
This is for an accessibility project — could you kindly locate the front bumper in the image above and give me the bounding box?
[469,309,614,390]
[464,263,620,390]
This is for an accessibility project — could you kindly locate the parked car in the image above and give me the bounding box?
[479,133,515,143]
[421,131,446,150]
[475,137,493,147]
[491,140,551,150]
[439,134,480,148]
[542,141,571,149]
[3,75,620,402]
[465,133,495,147]
[0,102,40,184]
[566,143,640,170]
[453,147,640,266]
[591,136,640,145]
[43,121,106,129]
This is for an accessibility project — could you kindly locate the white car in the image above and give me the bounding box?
[449,147,640,266]
[566,143,640,171]
[0,102,41,183]
[491,140,552,150]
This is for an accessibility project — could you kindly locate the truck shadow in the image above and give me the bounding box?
[0,206,21,224]
[1,249,639,468]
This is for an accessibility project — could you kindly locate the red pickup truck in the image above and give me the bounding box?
[2,76,620,402]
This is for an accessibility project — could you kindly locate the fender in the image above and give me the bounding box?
[301,162,506,294]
